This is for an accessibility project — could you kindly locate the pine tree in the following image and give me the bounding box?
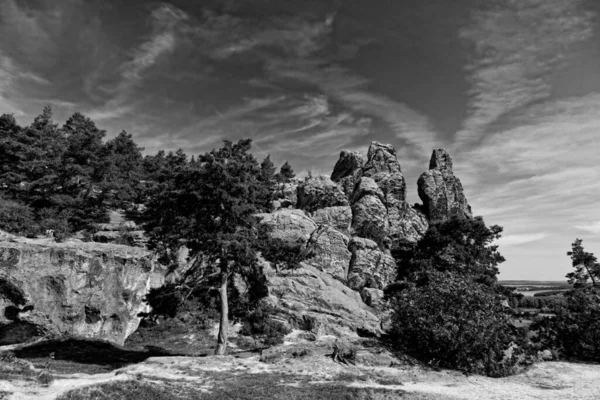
[276,161,295,183]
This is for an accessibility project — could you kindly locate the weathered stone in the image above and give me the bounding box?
[418,149,472,223]
[264,261,380,336]
[256,209,317,244]
[92,230,147,247]
[274,181,299,208]
[310,206,352,234]
[305,226,351,280]
[350,177,385,204]
[351,194,388,241]
[0,240,164,346]
[297,175,348,212]
[363,142,402,177]
[331,151,363,183]
[387,202,429,244]
[347,238,396,291]
[360,288,385,309]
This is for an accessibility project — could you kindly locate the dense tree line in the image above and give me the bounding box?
[0,108,295,242]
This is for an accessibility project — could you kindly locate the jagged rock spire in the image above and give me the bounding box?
[418,148,472,223]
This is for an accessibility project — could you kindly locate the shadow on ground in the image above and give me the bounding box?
[12,338,181,374]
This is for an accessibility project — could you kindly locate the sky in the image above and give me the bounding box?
[1,0,600,281]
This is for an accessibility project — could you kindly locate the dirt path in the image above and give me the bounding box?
[2,354,599,400]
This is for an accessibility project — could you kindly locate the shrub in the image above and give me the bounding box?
[388,272,525,377]
[0,198,37,236]
[240,303,291,346]
[531,287,600,361]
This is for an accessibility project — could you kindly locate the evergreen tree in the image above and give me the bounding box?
[101,131,144,208]
[145,139,272,354]
[276,161,295,183]
[566,239,600,288]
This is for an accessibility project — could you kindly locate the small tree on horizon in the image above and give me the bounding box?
[567,239,600,288]
[276,161,295,183]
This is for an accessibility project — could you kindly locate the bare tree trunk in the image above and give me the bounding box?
[214,273,229,355]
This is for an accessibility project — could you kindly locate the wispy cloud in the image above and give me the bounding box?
[497,233,548,247]
[574,221,600,236]
[456,0,594,146]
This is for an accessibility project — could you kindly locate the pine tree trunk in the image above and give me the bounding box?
[214,273,229,355]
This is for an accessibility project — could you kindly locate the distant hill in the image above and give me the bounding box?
[499,280,571,288]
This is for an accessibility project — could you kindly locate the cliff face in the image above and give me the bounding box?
[264,142,472,336]
[0,238,164,346]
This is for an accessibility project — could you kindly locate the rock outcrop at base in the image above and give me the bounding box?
[264,262,380,336]
[418,149,472,223]
[0,239,164,346]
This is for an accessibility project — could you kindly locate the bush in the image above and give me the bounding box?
[531,287,600,361]
[388,272,525,377]
[0,198,38,236]
[240,303,291,346]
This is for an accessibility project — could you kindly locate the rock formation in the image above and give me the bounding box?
[257,141,473,337]
[418,149,472,223]
[0,239,164,346]
[330,150,364,198]
[297,175,348,212]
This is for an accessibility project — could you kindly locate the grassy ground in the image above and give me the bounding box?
[55,370,427,400]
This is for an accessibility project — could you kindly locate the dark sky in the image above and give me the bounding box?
[2,0,600,280]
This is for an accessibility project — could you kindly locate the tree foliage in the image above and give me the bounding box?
[566,239,600,288]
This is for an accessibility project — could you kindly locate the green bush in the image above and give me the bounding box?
[240,303,291,346]
[388,272,525,377]
[531,287,600,361]
[0,198,37,236]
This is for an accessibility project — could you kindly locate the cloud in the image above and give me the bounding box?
[497,233,548,247]
[456,0,594,146]
[574,221,600,236]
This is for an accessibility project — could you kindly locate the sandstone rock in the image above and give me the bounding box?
[0,239,164,346]
[331,151,363,198]
[362,142,402,177]
[418,149,472,223]
[387,202,429,244]
[331,150,363,182]
[351,194,388,241]
[256,209,317,244]
[360,288,385,309]
[350,177,385,204]
[347,238,396,291]
[264,262,380,336]
[297,175,348,212]
[310,206,352,233]
[305,226,351,281]
[274,181,299,208]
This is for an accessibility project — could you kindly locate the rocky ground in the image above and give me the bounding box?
[1,330,599,400]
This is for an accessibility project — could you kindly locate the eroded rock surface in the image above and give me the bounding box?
[305,226,351,281]
[0,239,164,346]
[347,238,396,291]
[331,150,364,198]
[255,209,317,244]
[265,262,380,336]
[297,175,348,212]
[418,149,472,223]
[310,206,352,234]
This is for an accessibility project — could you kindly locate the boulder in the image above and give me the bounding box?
[418,149,472,223]
[256,209,317,244]
[274,181,299,208]
[347,238,396,291]
[351,194,388,241]
[331,150,364,182]
[264,262,380,336]
[331,151,363,198]
[362,142,402,178]
[305,226,352,281]
[360,288,385,310]
[310,206,352,234]
[297,175,348,212]
[387,202,429,244]
[0,239,165,346]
